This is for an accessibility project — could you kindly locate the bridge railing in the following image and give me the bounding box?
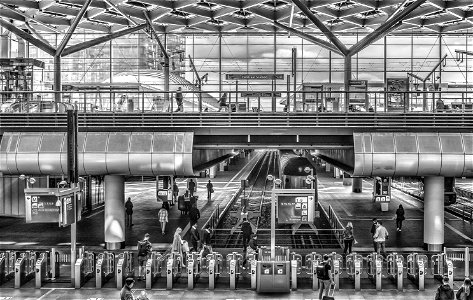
[1,90,472,114]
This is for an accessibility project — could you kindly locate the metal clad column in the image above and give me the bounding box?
[352,178,362,193]
[104,175,125,250]
[424,176,444,251]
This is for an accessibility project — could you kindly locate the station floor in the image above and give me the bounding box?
[316,166,473,251]
[0,154,251,250]
[0,287,446,300]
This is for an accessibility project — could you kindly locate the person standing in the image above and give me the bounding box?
[175,87,183,112]
[317,254,334,300]
[206,180,214,201]
[435,275,454,300]
[137,233,152,280]
[158,205,168,235]
[125,197,133,228]
[120,277,135,300]
[343,222,355,254]
[188,179,196,197]
[189,203,200,227]
[373,220,389,257]
[217,92,228,112]
[456,277,472,300]
[241,218,253,252]
[190,223,200,252]
[370,218,378,252]
[172,181,179,205]
[395,204,405,232]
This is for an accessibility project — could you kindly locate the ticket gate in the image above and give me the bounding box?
[407,253,427,291]
[116,252,134,289]
[329,252,343,291]
[305,252,322,290]
[247,253,258,290]
[96,252,115,288]
[49,248,61,279]
[146,252,164,290]
[385,253,404,291]
[290,252,302,290]
[14,251,37,288]
[206,252,223,290]
[366,253,383,290]
[0,251,17,284]
[346,253,363,291]
[432,253,454,288]
[74,251,95,288]
[35,252,54,288]
[166,252,182,290]
[187,252,202,289]
[226,252,243,289]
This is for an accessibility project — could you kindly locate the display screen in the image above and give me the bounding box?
[277,194,314,224]
[26,194,60,223]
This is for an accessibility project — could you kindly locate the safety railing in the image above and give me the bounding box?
[444,247,472,278]
[1,90,472,114]
[326,205,345,248]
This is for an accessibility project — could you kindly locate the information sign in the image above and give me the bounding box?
[226,74,284,80]
[25,194,60,223]
[157,189,169,202]
[61,195,75,226]
[277,194,314,224]
[240,92,281,97]
[373,177,391,203]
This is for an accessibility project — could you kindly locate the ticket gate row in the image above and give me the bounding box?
[0,251,16,285]
[407,253,428,291]
[145,252,164,290]
[431,253,454,288]
[14,251,37,288]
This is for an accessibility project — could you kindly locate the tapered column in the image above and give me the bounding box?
[209,165,217,179]
[352,178,362,193]
[424,176,444,251]
[104,175,125,250]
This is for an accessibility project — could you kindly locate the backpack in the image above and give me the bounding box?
[138,240,151,257]
[316,262,329,280]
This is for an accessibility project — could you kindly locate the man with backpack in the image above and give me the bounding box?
[241,218,253,252]
[317,254,334,300]
[435,275,454,300]
[137,233,152,280]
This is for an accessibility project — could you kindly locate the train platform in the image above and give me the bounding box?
[0,288,443,300]
[0,153,255,251]
[316,166,473,251]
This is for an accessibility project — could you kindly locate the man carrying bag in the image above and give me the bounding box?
[316,254,335,300]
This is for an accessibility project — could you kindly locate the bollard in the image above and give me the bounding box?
[354,260,361,291]
[418,260,425,291]
[375,259,382,291]
[166,258,173,290]
[229,259,237,290]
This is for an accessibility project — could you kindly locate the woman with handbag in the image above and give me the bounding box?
[395,204,405,232]
[456,278,472,300]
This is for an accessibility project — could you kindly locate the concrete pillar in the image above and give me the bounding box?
[424,176,444,251]
[326,163,331,172]
[334,167,341,178]
[352,177,362,193]
[104,175,125,250]
[219,162,225,172]
[209,165,217,178]
[342,172,352,186]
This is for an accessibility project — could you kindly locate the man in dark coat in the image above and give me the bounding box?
[189,203,200,227]
[120,277,134,300]
[241,218,253,251]
[125,197,133,228]
[190,223,200,252]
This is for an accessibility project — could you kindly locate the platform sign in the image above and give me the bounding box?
[277,193,314,224]
[241,92,282,97]
[348,80,368,105]
[157,189,169,202]
[226,74,284,80]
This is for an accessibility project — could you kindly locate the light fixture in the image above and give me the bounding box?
[29,177,36,185]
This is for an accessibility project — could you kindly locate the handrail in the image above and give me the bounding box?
[326,204,345,248]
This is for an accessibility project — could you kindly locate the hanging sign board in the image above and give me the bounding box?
[226,74,284,80]
[272,189,315,224]
[157,189,169,202]
[241,92,282,97]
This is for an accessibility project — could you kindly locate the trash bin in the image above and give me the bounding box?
[273,261,290,292]
[256,261,290,293]
[256,262,273,292]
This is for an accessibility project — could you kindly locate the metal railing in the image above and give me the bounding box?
[1,90,472,114]
[326,205,345,248]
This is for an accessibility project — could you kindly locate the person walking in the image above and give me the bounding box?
[395,204,405,232]
[206,180,214,201]
[172,181,179,205]
[370,218,378,252]
[373,220,389,257]
[190,223,200,252]
[125,197,133,228]
[317,254,334,300]
[120,277,135,300]
[137,233,152,280]
[241,218,253,252]
[175,87,183,112]
[188,179,196,197]
[435,275,454,300]
[201,226,211,246]
[456,277,472,300]
[217,92,228,112]
[189,203,200,227]
[343,222,355,254]
[172,227,183,255]
[158,205,168,235]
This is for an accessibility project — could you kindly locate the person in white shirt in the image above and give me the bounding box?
[373,220,389,257]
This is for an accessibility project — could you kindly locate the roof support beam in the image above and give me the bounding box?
[56,0,92,56]
[143,12,168,59]
[0,18,56,56]
[24,21,54,49]
[273,21,343,56]
[291,0,348,56]
[62,23,146,56]
[0,3,60,33]
[348,0,428,56]
[102,0,138,26]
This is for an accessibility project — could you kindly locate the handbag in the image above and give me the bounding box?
[182,240,190,253]
[211,188,214,193]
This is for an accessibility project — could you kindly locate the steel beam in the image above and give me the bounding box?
[349,0,428,56]
[273,21,343,56]
[0,18,55,56]
[24,22,53,49]
[291,0,348,56]
[54,55,61,107]
[103,0,138,26]
[56,0,92,56]
[62,23,146,56]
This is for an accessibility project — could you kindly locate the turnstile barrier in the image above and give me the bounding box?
[407,253,427,291]
[346,253,363,291]
[207,252,223,290]
[187,252,202,289]
[74,251,95,289]
[0,251,17,285]
[330,252,343,291]
[431,253,454,288]
[226,252,243,290]
[290,252,302,291]
[166,252,182,290]
[14,251,37,288]
[305,252,322,291]
[116,251,134,289]
[146,251,164,290]
[96,252,115,288]
[35,252,53,288]
[366,253,383,290]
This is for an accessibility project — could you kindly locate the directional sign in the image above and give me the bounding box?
[241,92,282,97]
[226,74,284,80]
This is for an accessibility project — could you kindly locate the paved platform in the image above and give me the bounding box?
[0,287,445,300]
[0,154,253,250]
[317,166,473,251]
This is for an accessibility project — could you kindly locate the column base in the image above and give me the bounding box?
[424,243,443,252]
[352,188,362,193]
[106,241,125,250]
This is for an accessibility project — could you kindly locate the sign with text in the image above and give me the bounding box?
[373,177,391,203]
[157,189,169,202]
[25,194,60,223]
[277,193,314,224]
[241,92,282,97]
[226,74,284,80]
